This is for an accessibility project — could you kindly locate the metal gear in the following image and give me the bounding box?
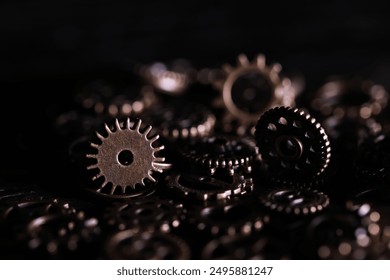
[259,187,329,215]
[105,230,191,259]
[86,118,169,196]
[182,135,258,176]
[212,53,296,129]
[167,172,253,203]
[255,106,331,182]
[104,198,186,232]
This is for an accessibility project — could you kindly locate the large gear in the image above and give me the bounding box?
[212,53,296,131]
[86,118,169,196]
[255,106,331,183]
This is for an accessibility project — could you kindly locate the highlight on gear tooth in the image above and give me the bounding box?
[85,118,170,197]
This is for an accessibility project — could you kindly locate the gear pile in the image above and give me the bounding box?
[2,53,390,259]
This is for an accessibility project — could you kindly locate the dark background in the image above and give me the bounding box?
[1,0,390,175]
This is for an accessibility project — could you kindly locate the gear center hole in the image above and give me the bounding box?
[276,136,303,160]
[118,150,134,166]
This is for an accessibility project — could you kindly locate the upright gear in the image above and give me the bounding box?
[86,118,169,197]
[255,107,331,183]
[212,54,296,132]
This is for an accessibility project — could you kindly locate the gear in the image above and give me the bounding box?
[104,198,186,232]
[212,53,296,130]
[143,102,216,141]
[311,79,388,119]
[255,106,331,183]
[86,118,170,197]
[182,135,258,176]
[27,211,101,258]
[259,187,329,215]
[167,172,253,203]
[137,59,195,95]
[191,199,270,236]
[105,230,191,259]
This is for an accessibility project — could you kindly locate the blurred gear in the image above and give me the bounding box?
[105,230,191,259]
[167,172,253,202]
[86,118,169,196]
[104,198,186,232]
[201,234,268,259]
[354,134,390,182]
[137,59,196,95]
[191,199,269,236]
[212,53,296,131]
[75,79,157,117]
[255,107,331,183]
[259,187,329,215]
[311,79,388,119]
[27,211,101,258]
[144,102,216,141]
[182,135,258,175]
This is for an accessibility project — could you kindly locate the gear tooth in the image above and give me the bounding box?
[154,157,165,163]
[237,53,249,66]
[90,142,99,149]
[110,185,116,195]
[143,125,153,137]
[256,54,266,68]
[149,134,160,144]
[153,145,164,152]
[86,154,97,159]
[86,164,98,170]
[115,118,121,130]
[92,173,103,181]
[95,132,105,141]
[271,63,282,73]
[104,123,112,134]
[126,118,131,129]
[135,119,142,132]
[148,174,157,183]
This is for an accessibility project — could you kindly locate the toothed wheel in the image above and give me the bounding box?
[255,107,331,182]
[86,118,170,197]
[212,54,296,129]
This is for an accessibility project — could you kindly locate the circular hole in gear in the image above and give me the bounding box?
[275,136,303,160]
[231,72,273,114]
[117,150,134,166]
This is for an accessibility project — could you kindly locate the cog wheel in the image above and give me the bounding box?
[255,106,331,182]
[105,230,191,259]
[143,101,216,141]
[167,172,253,203]
[86,118,169,197]
[190,199,270,236]
[212,53,296,130]
[182,135,258,176]
[104,198,186,232]
[260,187,329,215]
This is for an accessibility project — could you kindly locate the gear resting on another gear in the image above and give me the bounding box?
[255,106,331,183]
[86,118,170,197]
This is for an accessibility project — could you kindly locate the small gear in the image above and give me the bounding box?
[85,118,170,197]
[104,198,186,232]
[311,79,388,119]
[137,59,195,95]
[105,230,191,259]
[182,135,258,176]
[75,79,157,117]
[212,53,296,130]
[191,199,270,236]
[201,234,268,259]
[259,187,329,215]
[255,106,331,183]
[143,102,216,141]
[26,211,101,258]
[167,172,253,202]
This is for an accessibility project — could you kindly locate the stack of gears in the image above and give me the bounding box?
[2,54,390,259]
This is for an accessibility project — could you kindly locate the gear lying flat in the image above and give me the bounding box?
[86,118,168,196]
